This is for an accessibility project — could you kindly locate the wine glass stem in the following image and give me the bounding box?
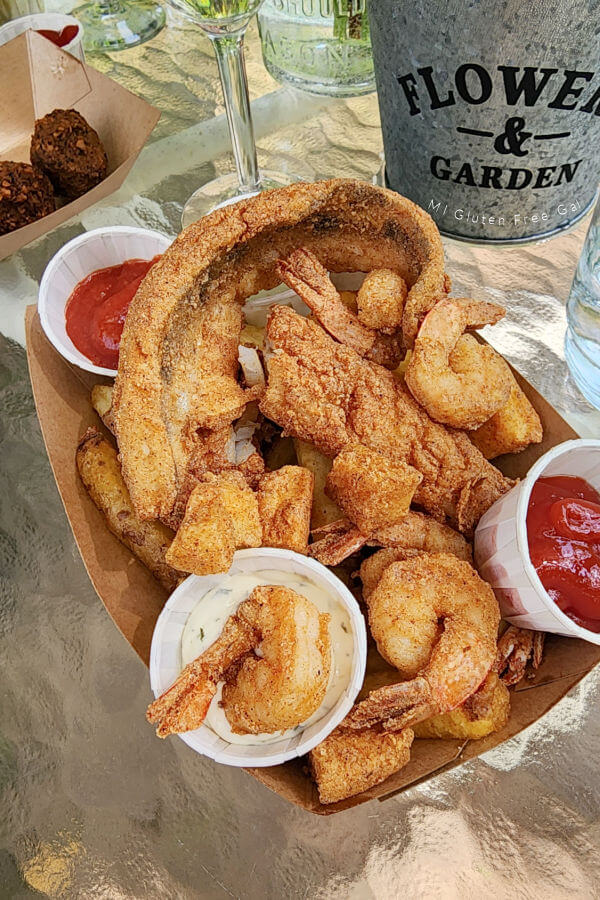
[210,31,261,195]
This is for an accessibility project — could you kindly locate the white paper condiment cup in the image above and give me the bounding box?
[38,226,172,378]
[474,439,600,644]
[0,14,85,61]
[149,548,368,767]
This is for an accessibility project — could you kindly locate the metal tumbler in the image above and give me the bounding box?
[369,0,600,243]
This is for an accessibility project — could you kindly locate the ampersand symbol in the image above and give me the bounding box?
[493,117,532,157]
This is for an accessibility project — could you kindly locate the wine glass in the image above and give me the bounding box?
[168,0,298,227]
[73,0,166,52]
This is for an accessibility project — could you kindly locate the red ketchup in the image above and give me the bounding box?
[65,256,161,369]
[36,25,80,47]
[527,475,600,632]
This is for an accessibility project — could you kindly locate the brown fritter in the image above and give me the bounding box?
[260,305,511,533]
[326,444,422,534]
[257,466,314,553]
[309,725,414,804]
[0,161,55,235]
[30,108,107,199]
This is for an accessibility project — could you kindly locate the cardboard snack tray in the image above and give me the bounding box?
[25,305,599,815]
[0,32,160,260]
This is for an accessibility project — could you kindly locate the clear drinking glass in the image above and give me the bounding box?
[565,199,600,409]
[73,0,166,51]
[167,0,298,227]
[258,0,374,97]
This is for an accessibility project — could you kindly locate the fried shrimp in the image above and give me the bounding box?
[343,554,500,731]
[276,249,402,368]
[147,585,331,737]
[308,509,472,569]
[405,298,512,430]
[495,625,545,686]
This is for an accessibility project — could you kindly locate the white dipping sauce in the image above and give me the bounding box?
[180,570,354,745]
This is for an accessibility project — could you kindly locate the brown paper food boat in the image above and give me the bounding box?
[0,32,160,260]
[25,306,600,815]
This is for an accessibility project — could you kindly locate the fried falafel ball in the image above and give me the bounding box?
[30,108,108,199]
[0,161,55,235]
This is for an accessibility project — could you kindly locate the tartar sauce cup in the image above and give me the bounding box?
[38,226,172,378]
[149,548,368,767]
[474,439,600,645]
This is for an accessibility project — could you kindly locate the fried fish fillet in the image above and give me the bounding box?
[260,306,511,532]
[114,180,447,522]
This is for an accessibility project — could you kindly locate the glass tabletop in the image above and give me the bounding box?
[1,8,599,896]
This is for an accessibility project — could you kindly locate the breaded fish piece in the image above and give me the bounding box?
[165,481,236,575]
[326,444,422,534]
[76,428,183,592]
[260,306,511,532]
[470,379,543,459]
[413,672,510,740]
[309,725,414,804]
[258,465,314,553]
[201,471,262,549]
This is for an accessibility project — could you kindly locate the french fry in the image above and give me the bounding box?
[76,428,183,592]
[258,465,313,553]
[91,384,115,432]
[413,672,510,740]
[309,725,414,805]
[293,439,342,528]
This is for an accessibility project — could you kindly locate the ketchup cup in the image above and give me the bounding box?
[474,439,600,645]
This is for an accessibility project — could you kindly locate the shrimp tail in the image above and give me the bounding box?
[146,659,221,738]
[340,677,438,732]
[147,614,259,737]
